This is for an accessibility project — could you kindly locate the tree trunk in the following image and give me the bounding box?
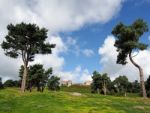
[103,82,107,95]
[97,88,100,94]
[21,63,28,92]
[37,83,41,92]
[29,82,32,92]
[41,86,44,92]
[124,92,126,97]
[129,51,147,98]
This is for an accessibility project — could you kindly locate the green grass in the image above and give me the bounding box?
[0,88,150,113]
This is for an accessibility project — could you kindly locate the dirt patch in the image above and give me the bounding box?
[133,106,145,110]
[70,92,82,96]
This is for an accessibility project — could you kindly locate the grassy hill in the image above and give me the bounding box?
[0,88,150,113]
[60,85,90,93]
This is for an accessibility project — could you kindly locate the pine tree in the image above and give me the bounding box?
[1,23,55,92]
[112,19,148,98]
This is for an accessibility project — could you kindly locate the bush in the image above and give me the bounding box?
[3,79,20,87]
[47,76,60,91]
[147,90,150,98]
[0,77,4,89]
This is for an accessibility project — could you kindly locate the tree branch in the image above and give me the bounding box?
[129,50,141,69]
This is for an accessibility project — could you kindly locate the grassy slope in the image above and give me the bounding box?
[0,88,150,113]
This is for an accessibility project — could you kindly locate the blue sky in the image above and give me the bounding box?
[0,0,150,82]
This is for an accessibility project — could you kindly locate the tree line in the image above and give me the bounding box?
[91,71,150,97]
[1,70,150,98]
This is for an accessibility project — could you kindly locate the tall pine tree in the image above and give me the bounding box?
[112,19,148,98]
[1,23,55,92]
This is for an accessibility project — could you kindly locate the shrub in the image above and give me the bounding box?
[48,76,60,91]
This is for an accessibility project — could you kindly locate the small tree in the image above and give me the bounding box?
[1,23,55,92]
[29,64,52,92]
[47,76,60,91]
[3,79,15,87]
[0,77,4,89]
[91,71,102,94]
[19,64,52,92]
[91,71,110,95]
[112,19,148,98]
[101,73,111,95]
[113,76,129,96]
[146,75,150,97]
[131,80,140,93]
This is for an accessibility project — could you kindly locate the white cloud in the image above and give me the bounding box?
[75,65,82,73]
[83,49,94,57]
[31,0,124,32]
[98,35,150,81]
[65,37,81,56]
[66,37,77,46]
[30,36,67,73]
[49,36,68,54]
[0,47,21,82]
[0,0,124,35]
[58,65,92,83]
[79,69,92,82]
[65,38,95,57]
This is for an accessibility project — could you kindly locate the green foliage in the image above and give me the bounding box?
[147,90,150,98]
[112,19,148,65]
[146,75,150,97]
[0,77,4,89]
[128,80,140,93]
[91,71,111,94]
[47,76,60,91]
[12,80,21,87]
[113,75,129,95]
[91,74,140,96]
[19,64,52,92]
[146,75,150,91]
[1,22,55,61]
[3,80,14,87]
[3,79,20,87]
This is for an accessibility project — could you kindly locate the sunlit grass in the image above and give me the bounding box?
[0,88,150,113]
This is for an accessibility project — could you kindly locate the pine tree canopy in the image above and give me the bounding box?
[1,22,55,62]
[112,19,148,65]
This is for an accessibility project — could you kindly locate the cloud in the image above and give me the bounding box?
[82,49,94,57]
[66,37,77,46]
[75,65,82,73]
[98,35,150,81]
[30,36,66,72]
[79,69,92,82]
[0,0,124,34]
[59,65,92,83]
[66,37,94,57]
[0,48,21,82]
[31,0,124,32]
